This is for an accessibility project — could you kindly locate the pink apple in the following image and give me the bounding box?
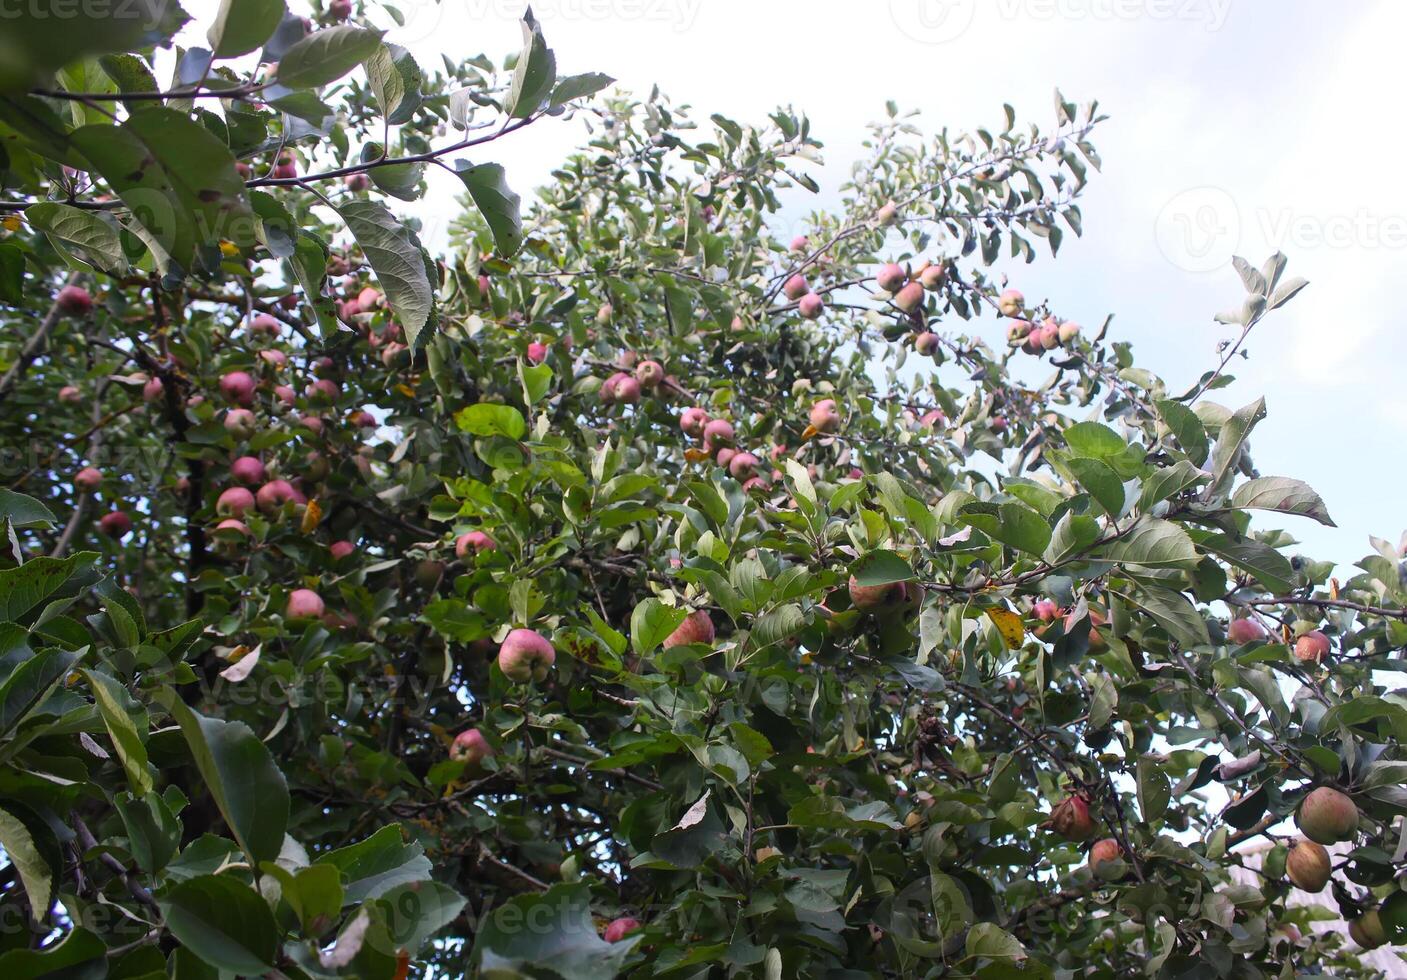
[876,263,907,293]
[248,313,281,337]
[612,376,642,404]
[450,728,494,766]
[728,452,759,480]
[230,456,266,485]
[143,377,166,403]
[56,285,93,315]
[257,479,304,515]
[665,610,715,649]
[219,371,256,406]
[99,511,131,538]
[603,917,641,943]
[74,467,102,491]
[357,287,382,313]
[914,332,940,356]
[798,292,824,319]
[783,274,809,301]
[526,341,548,364]
[893,281,925,314]
[497,629,555,683]
[455,531,495,559]
[224,408,257,440]
[216,486,257,518]
[59,385,82,404]
[809,399,840,434]
[680,407,709,438]
[344,172,369,191]
[286,588,325,619]
[997,289,1025,317]
[635,360,664,388]
[702,419,734,448]
[329,540,355,561]
[1228,618,1268,645]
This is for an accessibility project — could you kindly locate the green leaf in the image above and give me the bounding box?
[0,805,53,922]
[262,862,343,937]
[83,669,152,795]
[0,926,105,978]
[1139,459,1209,510]
[965,922,1026,962]
[25,203,127,275]
[849,550,914,587]
[1088,673,1117,730]
[208,0,286,58]
[454,403,527,440]
[503,8,556,119]
[473,883,634,978]
[1064,457,1125,517]
[338,200,435,348]
[451,161,523,258]
[1198,533,1294,594]
[71,107,254,269]
[158,692,289,865]
[274,26,383,88]
[366,43,422,125]
[1230,477,1335,527]
[0,554,84,620]
[519,362,552,405]
[317,824,433,904]
[1136,755,1171,822]
[992,503,1052,556]
[377,880,466,953]
[1156,399,1209,465]
[1044,511,1100,564]
[158,874,278,974]
[1064,421,1126,459]
[0,0,189,94]
[114,791,180,874]
[0,490,55,529]
[550,72,614,106]
[1206,397,1266,497]
[0,647,80,739]
[630,598,687,656]
[1116,585,1209,647]
[1101,518,1197,569]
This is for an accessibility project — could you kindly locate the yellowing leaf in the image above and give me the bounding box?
[218,239,239,257]
[800,423,820,442]
[301,498,323,534]
[986,606,1026,649]
[2,216,22,232]
[683,447,711,463]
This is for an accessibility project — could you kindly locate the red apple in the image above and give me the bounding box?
[497,629,555,683]
[286,589,325,619]
[99,511,131,538]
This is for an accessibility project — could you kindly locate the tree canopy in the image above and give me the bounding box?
[0,3,1405,978]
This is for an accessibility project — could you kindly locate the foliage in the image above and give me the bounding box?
[0,2,1405,978]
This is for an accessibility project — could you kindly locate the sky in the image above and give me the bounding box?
[174,0,1407,569]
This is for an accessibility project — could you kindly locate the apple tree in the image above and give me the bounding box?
[0,2,1405,977]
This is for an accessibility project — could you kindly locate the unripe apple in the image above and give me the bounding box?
[455,531,495,559]
[893,281,925,314]
[1227,618,1267,645]
[809,399,840,434]
[1350,910,1387,949]
[603,917,640,943]
[1295,630,1330,664]
[344,172,369,191]
[876,263,907,293]
[357,287,382,313]
[286,588,325,619]
[230,456,266,485]
[914,332,940,356]
[1088,838,1122,873]
[414,560,445,588]
[497,629,555,683]
[1007,320,1033,345]
[1038,322,1060,351]
[635,360,664,387]
[56,285,93,316]
[450,728,493,766]
[702,419,735,447]
[99,510,131,538]
[876,201,899,226]
[595,302,613,325]
[248,313,281,337]
[219,371,256,406]
[680,407,709,438]
[59,385,82,404]
[526,341,548,365]
[217,487,256,518]
[143,377,166,402]
[997,289,1025,317]
[919,263,946,290]
[74,467,102,491]
[301,450,329,482]
[728,452,760,480]
[1297,786,1358,844]
[257,479,305,515]
[666,610,715,649]
[259,349,287,369]
[1285,838,1331,892]
[329,540,355,561]
[224,408,257,440]
[782,274,809,301]
[1047,794,1097,841]
[1057,321,1080,344]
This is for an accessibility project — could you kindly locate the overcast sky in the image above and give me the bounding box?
[178,0,1407,568]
